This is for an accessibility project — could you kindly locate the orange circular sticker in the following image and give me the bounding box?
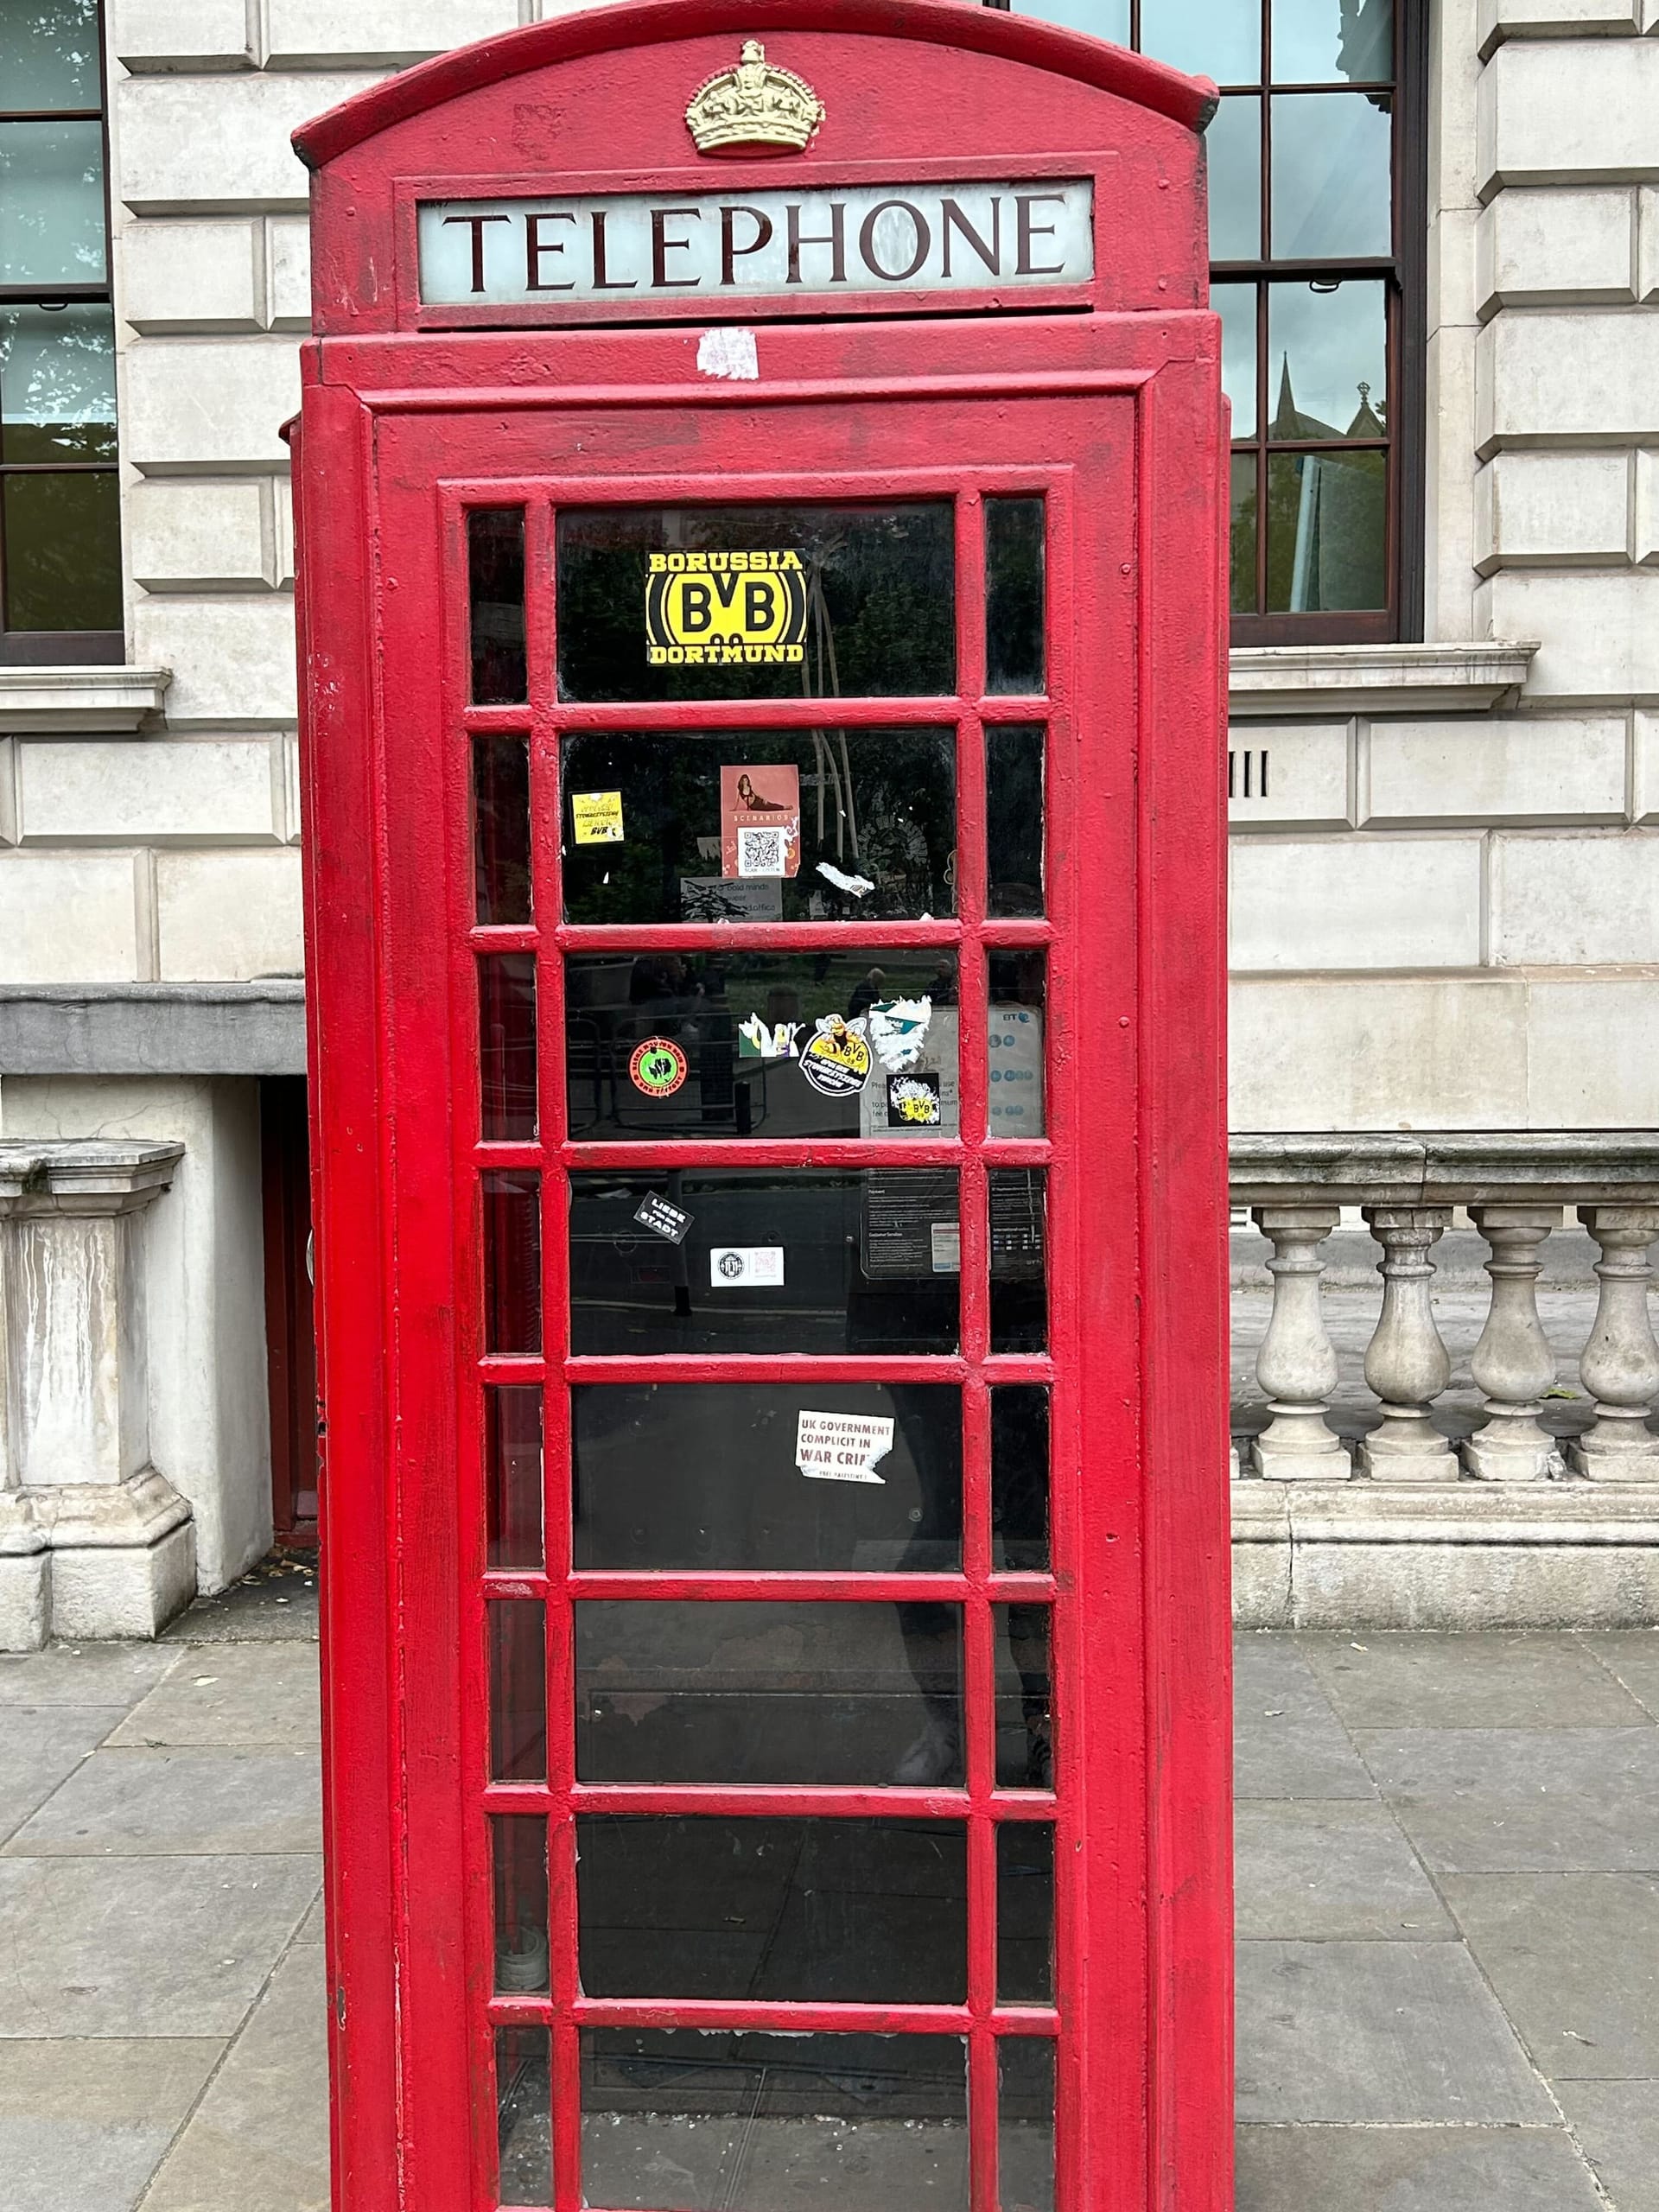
[629,1037,689,1099]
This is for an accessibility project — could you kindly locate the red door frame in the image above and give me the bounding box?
[293,11,1230,2211]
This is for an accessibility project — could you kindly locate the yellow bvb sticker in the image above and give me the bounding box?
[571,790,625,844]
[645,550,809,667]
[798,1014,873,1099]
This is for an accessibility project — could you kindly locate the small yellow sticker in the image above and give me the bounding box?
[572,791,625,845]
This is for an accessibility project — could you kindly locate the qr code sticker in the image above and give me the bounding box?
[737,825,785,878]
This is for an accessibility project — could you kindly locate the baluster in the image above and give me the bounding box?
[1246,1205,1349,1480]
[1567,1205,1659,1480]
[1358,1207,1457,1480]
[1461,1205,1567,1482]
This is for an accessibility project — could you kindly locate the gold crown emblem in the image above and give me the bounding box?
[685,40,825,156]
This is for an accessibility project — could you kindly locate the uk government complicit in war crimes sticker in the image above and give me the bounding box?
[795,1409,896,1484]
[629,1037,689,1098]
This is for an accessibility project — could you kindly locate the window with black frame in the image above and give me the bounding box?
[987,0,1419,642]
[0,0,122,664]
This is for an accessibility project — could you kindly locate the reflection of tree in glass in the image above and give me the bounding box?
[0,306,116,459]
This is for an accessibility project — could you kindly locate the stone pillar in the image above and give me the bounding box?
[0,1143,194,1649]
[1246,1205,1349,1480]
[1461,1205,1567,1483]
[1358,1207,1457,1480]
[1568,1205,1659,1481]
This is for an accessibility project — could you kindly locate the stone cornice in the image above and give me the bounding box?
[1229,640,1540,718]
[0,667,172,734]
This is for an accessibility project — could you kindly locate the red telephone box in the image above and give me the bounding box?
[292,6,1230,2207]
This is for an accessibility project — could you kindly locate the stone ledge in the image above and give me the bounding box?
[0,667,172,734]
[1230,1128,1659,1205]
[0,1140,185,1208]
[0,982,307,1077]
[1229,641,1539,718]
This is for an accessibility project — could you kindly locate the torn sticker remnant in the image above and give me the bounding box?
[817,861,874,898]
[737,1013,802,1060]
[796,1408,895,1484]
[866,996,932,1072]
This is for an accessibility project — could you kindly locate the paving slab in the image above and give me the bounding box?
[1442,1872,1659,2081]
[0,1645,181,1708]
[1236,2123,1605,2212]
[0,1708,118,1847]
[1234,1800,1453,1941]
[1235,1939,1553,2123]
[5,1747,323,1858]
[1234,1637,1376,1801]
[1583,1632,1659,1719]
[106,1645,321,1750]
[1556,2079,1659,2212]
[1357,1728,1659,1872]
[294,1893,326,1944]
[142,1944,330,2212]
[1301,1631,1653,1729]
[162,1557,319,1645]
[0,1852,321,2036]
[0,2037,224,2212]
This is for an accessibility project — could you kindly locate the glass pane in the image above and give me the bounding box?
[984,497,1045,696]
[0,0,102,108]
[987,955,1046,1141]
[470,508,526,704]
[474,734,532,925]
[572,1382,961,1573]
[1267,280,1386,441]
[1273,0,1393,82]
[0,121,105,286]
[992,1387,1049,1572]
[0,303,117,462]
[565,950,958,1142]
[484,1171,542,1354]
[1205,97,1261,263]
[1270,92,1392,259]
[1214,282,1257,442]
[2,470,119,631]
[576,1600,963,1785]
[1009,0,1130,41]
[577,1815,968,2001]
[582,2031,969,2212]
[561,727,956,924]
[1266,448,1387,611]
[556,503,955,702]
[489,1600,547,1782]
[569,1168,960,1356]
[988,725,1045,919]
[998,1823,1055,2003]
[1000,2039,1056,2212]
[995,1605,1052,1790]
[1230,451,1258,613]
[493,1815,550,1993]
[486,1383,543,1571]
[1140,0,1261,83]
[991,1170,1047,1354]
[496,2025,551,2208]
[480,954,537,1143]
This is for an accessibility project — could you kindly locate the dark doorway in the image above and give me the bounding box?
[261,1076,319,1544]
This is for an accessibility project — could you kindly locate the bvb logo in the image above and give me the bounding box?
[645,550,808,667]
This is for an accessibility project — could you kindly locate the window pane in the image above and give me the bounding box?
[1213,282,1257,442]
[496,2026,551,2208]
[0,304,117,462]
[984,495,1046,696]
[995,1605,1052,1789]
[1270,92,1392,259]
[561,727,956,925]
[1000,2040,1056,2212]
[473,734,532,925]
[988,725,1045,919]
[1265,448,1387,611]
[1273,0,1393,83]
[1230,451,1258,613]
[493,1815,550,1993]
[486,1383,543,1571]
[992,1386,1049,1572]
[2,470,119,632]
[576,1600,964,1785]
[1205,97,1261,263]
[0,121,105,286]
[988,954,1046,1141]
[480,954,537,1143]
[577,1815,968,2001]
[469,508,526,704]
[991,1169,1047,1354]
[489,1600,547,1783]
[997,1822,1055,2003]
[1267,280,1386,441]
[0,0,101,108]
[1008,0,1130,41]
[572,1382,962,1573]
[483,1171,542,1353]
[1140,0,1261,83]
[582,2030,969,2212]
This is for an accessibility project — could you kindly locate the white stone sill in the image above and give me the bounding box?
[1230,640,1539,718]
[0,668,171,734]
[1231,1478,1659,1545]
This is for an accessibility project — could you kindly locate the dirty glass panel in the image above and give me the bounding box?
[984,497,1045,696]
[0,121,105,287]
[571,1382,961,1573]
[990,1171,1047,1356]
[480,954,537,1142]
[987,952,1045,1142]
[995,1604,1052,1791]
[1205,95,1262,263]
[560,726,956,924]
[1139,0,1260,82]
[556,502,955,702]
[987,725,1044,919]
[473,734,532,925]
[1265,448,1386,613]
[565,949,958,1143]
[992,1386,1049,1572]
[569,1168,959,1356]
[489,1599,546,1783]
[493,1815,550,1995]
[997,1823,1055,2004]
[486,1383,543,1572]
[1274,0,1393,80]
[483,1171,541,1354]
[577,1815,968,2002]
[3,470,120,631]
[469,507,526,704]
[575,1601,963,1786]
[496,2024,551,2208]
[0,0,101,109]
[999,2038,1056,2212]
[1270,92,1392,260]
[581,2031,969,2212]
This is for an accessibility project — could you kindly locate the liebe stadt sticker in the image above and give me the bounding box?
[796,1408,895,1484]
[798,1014,872,1098]
[633,1192,692,1245]
[629,1037,689,1098]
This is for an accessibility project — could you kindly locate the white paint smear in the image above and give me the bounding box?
[710,1246,785,1287]
[817,861,875,898]
[866,996,932,1072]
[796,1409,894,1484]
[697,327,759,380]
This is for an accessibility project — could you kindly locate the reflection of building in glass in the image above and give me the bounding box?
[1264,359,1388,611]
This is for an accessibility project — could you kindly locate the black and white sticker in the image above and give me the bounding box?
[710,1245,785,1287]
[633,1193,693,1245]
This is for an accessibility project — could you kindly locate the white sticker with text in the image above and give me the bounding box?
[795,1409,895,1484]
[710,1246,785,1288]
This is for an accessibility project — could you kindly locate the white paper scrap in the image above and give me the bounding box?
[697,327,759,381]
[817,861,875,897]
[796,1409,895,1484]
[866,995,932,1072]
[710,1245,785,1288]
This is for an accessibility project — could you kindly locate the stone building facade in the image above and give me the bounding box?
[1,0,1656,1643]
